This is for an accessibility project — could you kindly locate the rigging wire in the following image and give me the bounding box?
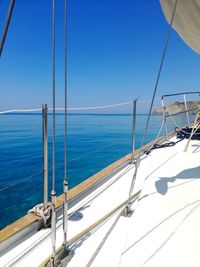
[0,171,42,192]
[126,0,178,211]
[64,0,68,185]
[52,0,56,197]
[0,111,187,195]
[50,0,57,264]
[0,109,169,194]
[140,0,178,151]
[1,114,189,194]
[0,137,130,193]
[63,0,68,247]
[1,115,180,265]
[0,0,15,57]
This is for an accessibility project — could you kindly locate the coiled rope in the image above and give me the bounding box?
[167,109,200,135]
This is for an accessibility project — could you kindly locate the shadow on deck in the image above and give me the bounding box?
[155,165,200,195]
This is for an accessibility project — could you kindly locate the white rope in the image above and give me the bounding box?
[53,101,133,111]
[142,115,166,155]
[0,108,42,114]
[138,99,159,103]
[28,204,51,225]
[0,99,161,114]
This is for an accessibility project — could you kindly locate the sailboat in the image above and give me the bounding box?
[1,0,200,266]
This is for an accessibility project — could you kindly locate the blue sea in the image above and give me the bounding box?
[0,113,182,229]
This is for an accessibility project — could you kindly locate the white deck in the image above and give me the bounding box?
[1,136,200,267]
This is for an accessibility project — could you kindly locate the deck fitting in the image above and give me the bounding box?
[45,246,74,267]
[122,206,134,217]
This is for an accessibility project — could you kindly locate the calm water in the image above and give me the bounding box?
[0,113,181,229]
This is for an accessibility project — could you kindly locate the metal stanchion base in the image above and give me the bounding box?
[122,206,134,218]
[45,257,56,267]
[131,160,137,166]
[56,246,74,266]
[45,247,74,267]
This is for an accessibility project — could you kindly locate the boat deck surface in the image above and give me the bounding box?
[1,136,200,267]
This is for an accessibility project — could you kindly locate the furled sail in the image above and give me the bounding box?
[160,0,200,54]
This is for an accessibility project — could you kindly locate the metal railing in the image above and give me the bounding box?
[161,91,200,135]
[1,93,198,213]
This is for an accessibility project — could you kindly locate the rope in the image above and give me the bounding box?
[176,126,200,138]
[145,140,182,155]
[57,101,132,110]
[0,108,42,115]
[22,139,175,266]
[28,204,51,226]
[38,190,141,267]
[0,118,165,195]
[1,163,128,267]
[4,131,172,266]
[142,115,166,155]
[0,0,15,57]
[167,110,200,135]
[184,112,200,152]
[0,99,161,114]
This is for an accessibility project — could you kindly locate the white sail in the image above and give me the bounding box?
[160,0,200,54]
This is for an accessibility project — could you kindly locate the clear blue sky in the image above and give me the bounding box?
[0,0,200,112]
